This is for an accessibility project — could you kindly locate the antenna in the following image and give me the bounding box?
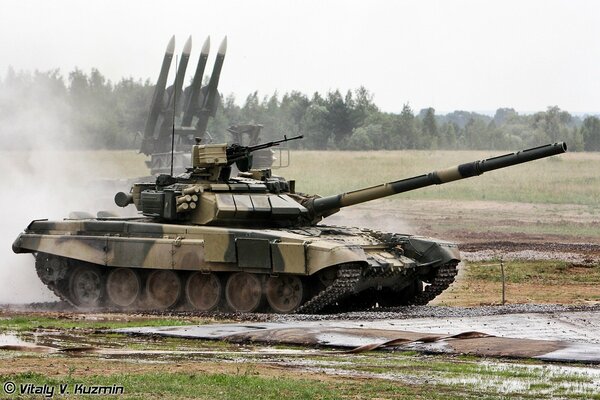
[170,55,178,177]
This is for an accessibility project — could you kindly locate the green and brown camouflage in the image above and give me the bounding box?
[12,139,567,314]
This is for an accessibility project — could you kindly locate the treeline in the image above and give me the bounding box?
[2,68,600,151]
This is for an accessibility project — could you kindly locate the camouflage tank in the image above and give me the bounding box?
[13,139,567,313]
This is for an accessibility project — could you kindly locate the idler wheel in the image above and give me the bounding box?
[106,268,141,308]
[225,272,264,313]
[35,253,68,283]
[68,266,103,308]
[145,270,182,310]
[185,272,222,311]
[265,275,305,313]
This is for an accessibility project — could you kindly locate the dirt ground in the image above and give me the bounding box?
[328,198,600,265]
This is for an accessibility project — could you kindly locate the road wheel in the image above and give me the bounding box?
[185,272,222,312]
[145,270,182,310]
[68,266,103,308]
[265,275,305,313]
[106,268,141,308]
[225,272,264,313]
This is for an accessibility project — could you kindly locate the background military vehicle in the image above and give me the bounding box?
[140,35,223,176]
[140,36,275,176]
[13,139,567,313]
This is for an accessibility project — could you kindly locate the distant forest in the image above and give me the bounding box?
[1,67,600,151]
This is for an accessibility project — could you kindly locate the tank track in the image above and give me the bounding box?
[332,261,459,312]
[408,260,459,305]
[35,253,73,305]
[34,252,457,314]
[295,264,362,314]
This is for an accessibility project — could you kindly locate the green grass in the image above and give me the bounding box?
[0,371,460,400]
[6,148,595,206]
[2,353,598,400]
[429,217,600,238]
[466,261,600,285]
[0,315,213,332]
[284,150,600,206]
[0,149,149,180]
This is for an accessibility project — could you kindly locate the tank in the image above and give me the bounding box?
[12,139,567,313]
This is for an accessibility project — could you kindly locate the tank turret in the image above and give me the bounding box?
[115,135,305,225]
[116,141,567,227]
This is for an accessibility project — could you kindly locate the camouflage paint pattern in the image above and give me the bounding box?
[15,220,437,276]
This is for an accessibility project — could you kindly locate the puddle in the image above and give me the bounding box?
[0,333,28,346]
[440,362,600,396]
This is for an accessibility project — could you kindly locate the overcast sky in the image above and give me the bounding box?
[1,0,598,114]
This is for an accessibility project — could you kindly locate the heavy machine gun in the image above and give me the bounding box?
[225,134,303,172]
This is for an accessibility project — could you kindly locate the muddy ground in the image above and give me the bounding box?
[329,199,600,249]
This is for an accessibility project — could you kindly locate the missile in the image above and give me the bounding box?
[141,36,175,155]
[196,37,227,134]
[182,36,210,126]
[172,36,192,115]
[204,36,227,116]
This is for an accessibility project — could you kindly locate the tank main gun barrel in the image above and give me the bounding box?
[311,142,567,218]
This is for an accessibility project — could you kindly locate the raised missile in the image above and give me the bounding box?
[204,36,227,116]
[182,36,210,126]
[173,36,192,115]
[196,37,227,134]
[141,36,175,155]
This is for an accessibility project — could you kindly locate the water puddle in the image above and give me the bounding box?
[0,333,28,346]
[439,362,600,397]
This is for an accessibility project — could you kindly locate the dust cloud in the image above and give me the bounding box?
[325,204,416,234]
[0,73,129,304]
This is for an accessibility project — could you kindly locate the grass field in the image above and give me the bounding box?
[284,150,600,207]
[5,147,599,206]
[435,260,600,306]
[1,312,599,399]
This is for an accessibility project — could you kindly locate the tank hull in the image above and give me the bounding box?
[13,218,460,313]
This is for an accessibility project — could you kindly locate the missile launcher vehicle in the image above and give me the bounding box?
[13,138,567,313]
[141,36,274,176]
[140,35,223,176]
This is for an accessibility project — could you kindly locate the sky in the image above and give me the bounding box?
[0,0,599,114]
